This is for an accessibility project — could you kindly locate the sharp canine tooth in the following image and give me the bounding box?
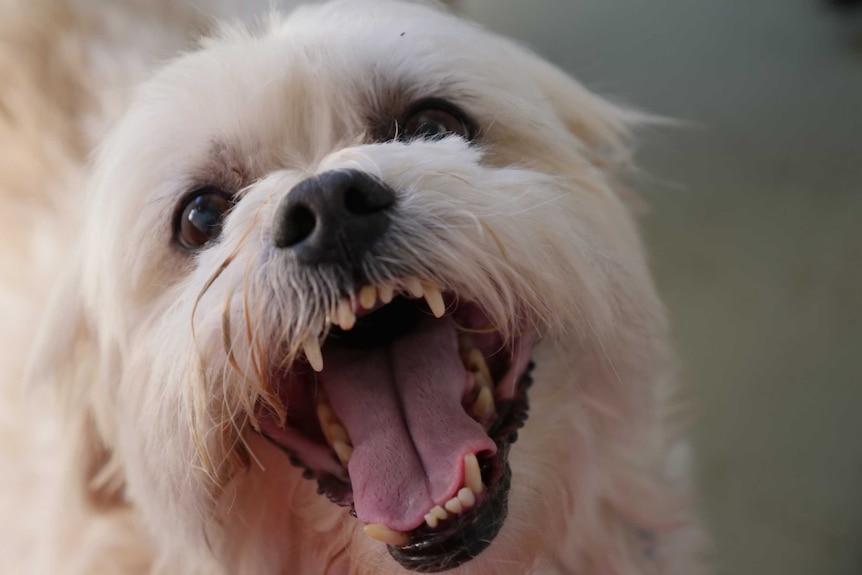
[332,440,353,465]
[404,277,424,298]
[430,505,448,521]
[423,284,446,318]
[424,513,439,529]
[464,453,484,494]
[359,285,377,309]
[304,338,324,372]
[473,386,495,419]
[457,487,476,508]
[337,300,356,330]
[379,283,394,304]
[364,524,410,547]
[444,497,463,515]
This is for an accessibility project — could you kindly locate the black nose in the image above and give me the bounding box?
[272,169,396,265]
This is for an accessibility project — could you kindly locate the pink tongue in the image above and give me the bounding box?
[319,316,496,532]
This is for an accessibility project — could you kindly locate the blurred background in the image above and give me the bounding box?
[454,0,862,573]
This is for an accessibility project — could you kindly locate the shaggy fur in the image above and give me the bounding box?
[0,1,705,573]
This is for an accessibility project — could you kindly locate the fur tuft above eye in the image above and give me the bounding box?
[175,188,232,250]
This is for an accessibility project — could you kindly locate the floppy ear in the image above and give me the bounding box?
[523,52,673,216]
[527,53,656,171]
[26,257,126,509]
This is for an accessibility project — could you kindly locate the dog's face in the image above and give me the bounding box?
[41,0,667,572]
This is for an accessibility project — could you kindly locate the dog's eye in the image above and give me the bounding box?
[176,189,232,250]
[401,100,474,142]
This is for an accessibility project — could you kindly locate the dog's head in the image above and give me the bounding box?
[35,0,670,572]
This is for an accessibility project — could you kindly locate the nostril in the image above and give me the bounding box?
[278,203,317,247]
[344,180,395,216]
[345,186,373,215]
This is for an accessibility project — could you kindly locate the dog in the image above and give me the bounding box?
[0,1,705,573]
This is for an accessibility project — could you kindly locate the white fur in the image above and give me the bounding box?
[0,1,706,573]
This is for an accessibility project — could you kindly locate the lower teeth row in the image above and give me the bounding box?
[363,452,486,546]
[423,452,484,529]
[314,345,494,542]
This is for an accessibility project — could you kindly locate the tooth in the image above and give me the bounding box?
[359,285,377,309]
[463,453,484,495]
[332,440,353,465]
[457,487,476,509]
[472,386,495,419]
[465,371,477,396]
[379,283,394,304]
[444,497,463,515]
[404,277,424,298]
[304,338,324,372]
[430,505,448,521]
[422,284,446,318]
[337,299,356,330]
[474,369,493,393]
[317,403,335,426]
[424,513,439,529]
[318,407,354,459]
[364,524,410,547]
[328,423,349,445]
[464,349,492,384]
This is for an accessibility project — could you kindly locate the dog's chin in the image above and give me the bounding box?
[254,283,534,572]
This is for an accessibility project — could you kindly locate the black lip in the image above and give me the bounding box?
[388,461,512,572]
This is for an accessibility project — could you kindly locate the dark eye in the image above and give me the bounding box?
[400,99,474,142]
[175,189,232,250]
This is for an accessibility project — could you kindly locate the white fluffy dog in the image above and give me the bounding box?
[0,1,704,573]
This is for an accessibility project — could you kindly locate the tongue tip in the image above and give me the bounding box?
[351,437,496,533]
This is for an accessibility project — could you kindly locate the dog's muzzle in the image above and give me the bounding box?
[257,168,536,572]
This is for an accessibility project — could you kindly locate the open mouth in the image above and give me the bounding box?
[257,278,534,572]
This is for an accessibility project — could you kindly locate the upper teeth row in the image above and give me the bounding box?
[302,278,446,373]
